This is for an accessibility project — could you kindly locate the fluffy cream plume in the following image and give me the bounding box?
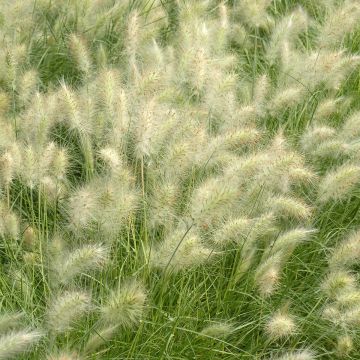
[0,151,15,187]
[190,178,239,228]
[126,10,140,74]
[5,44,27,86]
[288,166,317,186]
[99,147,122,172]
[335,289,360,308]
[322,305,342,325]
[311,140,349,161]
[236,0,273,29]
[20,91,55,145]
[149,227,213,272]
[69,34,92,76]
[265,311,296,340]
[342,306,360,326]
[47,291,92,333]
[270,349,315,360]
[0,202,19,239]
[19,69,38,105]
[52,244,108,284]
[340,111,360,141]
[213,217,252,246]
[318,164,360,203]
[95,179,138,237]
[249,133,309,193]
[233,246,257,284]
[300,126,336,153]
[321,270,357,298]
[40,176,65,203]
[67,187,98,230]
[253,74,270,114]
[313,97,348,123]
[200,322,235,339]
[19,145,39,189]
[134,97,158,159]
[147,178,179,230]
[329,230,360,269]
[60,83,90,134]
[100,280,146,328]
[68,173,138,237]
[268,86,306,116]
[266,7,309,64]
[0,92,10,117]
[318,1,360,48]
[254,254,282,297]
[267,196,312,221]
[50,148,68,181]
[0,329,43,360]
[335,334,353,358]
[266,228,315,260]
[96,68,119,115]
[215,128,261,153]
[282,50,360,91]
[213,214,276,247]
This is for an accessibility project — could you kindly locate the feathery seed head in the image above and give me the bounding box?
[340,111,360,141]
[149,228,214,272]
[322,305,342,325]
[0,151,15,186]
[190,178,239,228]
[335,289,360,308]
[47,291,92,333]
[329,230,360,269]
[0,329,43,360]
[313,97,347,123]
[255,254,282,297]
[213,218,253,246]
[268,196,312,221]
[301,126,336,153]
[0,204,19,240]
[126,10,140,71]
[265,311,296,340]
[267,228,316,259]
[318,1,360,48]
[200,322,235,339]
[266,7,309,64]
[268,87,305,116]
[342,306,360,326]
[19,70,38,105]
[271,349,315,360]
[336,334,353,358]
[99,147,122,172]
[236,0,273,29]
[53,244,108,284]
[321,270,357,298]
[51,148,68,181]
[22,226,37,250]
[69,33,92,76]
[100,280,146,328]
[318,164,360,203]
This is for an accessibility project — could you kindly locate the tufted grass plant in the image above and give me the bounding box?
[0,0,360,359]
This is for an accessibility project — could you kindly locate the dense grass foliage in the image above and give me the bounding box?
[0,0,360,359]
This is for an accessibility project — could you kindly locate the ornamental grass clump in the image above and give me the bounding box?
[0,0,360,358]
